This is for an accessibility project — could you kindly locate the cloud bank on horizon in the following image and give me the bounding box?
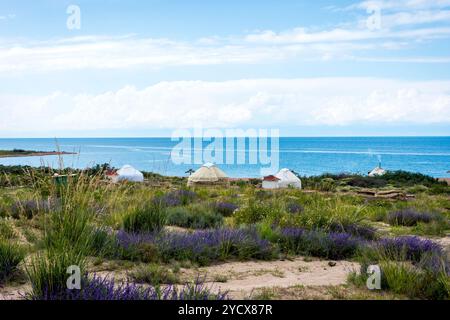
[0,0,449,136]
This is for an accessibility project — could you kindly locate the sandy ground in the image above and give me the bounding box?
[194,258,359,299]
[0,283,29,300]
[0,257,359,300]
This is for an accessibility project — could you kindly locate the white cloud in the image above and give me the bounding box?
[0,0,448,73]
[352,0,450,11]
[1,78,449,135]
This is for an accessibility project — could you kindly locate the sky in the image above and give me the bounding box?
[0,0,450,137]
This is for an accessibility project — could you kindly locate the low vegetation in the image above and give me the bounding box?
[0,164,448,300]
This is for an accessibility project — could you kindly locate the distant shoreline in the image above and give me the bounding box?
[0,150,76,158]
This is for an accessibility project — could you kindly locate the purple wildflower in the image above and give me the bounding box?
[30,274,228,300]
[286,202,304,214]
[116,228,274,264]
[387,209,434,226]
[215,202,239,216]
[277,227,363,260]
[377,236,444,262]
[154,190,197,207]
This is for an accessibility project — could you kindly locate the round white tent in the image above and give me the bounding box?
[187,163,228,186]
[274,168,302,189]
[113,165,144,183]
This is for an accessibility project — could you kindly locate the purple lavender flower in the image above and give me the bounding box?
[387,209,434,226]
[116,228,274,264]
[377,236,444,262]
[30,274,228,300]
[215,202,239,216]
[277,227,363,260]
[154,190,197,207]
[286,202,304,214]
[329,222,378,240]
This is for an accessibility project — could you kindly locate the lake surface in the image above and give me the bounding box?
[0,137,449,178]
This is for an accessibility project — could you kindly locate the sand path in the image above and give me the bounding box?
[192,258,359,299]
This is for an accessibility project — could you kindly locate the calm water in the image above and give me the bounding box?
[0,137,449,178]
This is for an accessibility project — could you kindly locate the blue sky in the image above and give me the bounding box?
[1,0,450,137]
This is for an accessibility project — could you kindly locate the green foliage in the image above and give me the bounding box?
[379,261,449,299]
[129,263,179,285]
[123,202,166,233]
[233,199,286,225]
[166,204,223,229]
[0,219,16,240]
[0,240,26,283]
[26,247,87,299]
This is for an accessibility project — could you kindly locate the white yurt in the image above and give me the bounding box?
[113,165,144,183]
[275,168,302,189]
[368,165,386,177]
[262,175,281,189]
[187,163,228,186]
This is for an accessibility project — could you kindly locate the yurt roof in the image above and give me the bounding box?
[369,166,386,176]
[275,168,301,182]
[263,175,280,182]
[188,163,228,182]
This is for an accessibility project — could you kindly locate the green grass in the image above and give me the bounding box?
[128,263,179,286]
[166,204,223,229]
[0,240,26,283]
[123,201,166,233]
[0,164,449,300]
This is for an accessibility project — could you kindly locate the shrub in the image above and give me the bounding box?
[364,236,445,264]
[347,177,386,188]
[233,200,285,225]
[0,240,26,282]
[166,205,223,229]
[285,201,304,215]
[29,274,228,300]
[90,227,118,257]
[155,190,197,207]
[10,199,57,219]
[0,219,16,240]
[329,222,378,240]
[26,247,87,299]
[215,202,239,217]
[123,202,166,233]
[43,206,95,255]
[357,260,450,299]
[129,263,179,285]
[387,209,435,226]
[277,228,362,260]
[116,228,275,265]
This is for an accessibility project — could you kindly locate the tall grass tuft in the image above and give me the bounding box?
[0,240,26,283]
[26,168,107,298]
[123,201,166,233]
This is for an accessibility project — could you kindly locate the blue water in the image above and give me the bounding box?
[0,137,449,178]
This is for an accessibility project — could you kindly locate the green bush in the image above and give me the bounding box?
[123,202,166,233]
[0,219,16,240]
[118,242,159,263]
[129,263,179,285]
[26,247,87,299]
[0,240,26,283]
[380,261,449,299]
[166,204,223,229]
[233,199,285,225]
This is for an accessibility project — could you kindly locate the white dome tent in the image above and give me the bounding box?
[113,165,144,183]
[187,163,228,186]
[263,168,302,189]
[368,161,387,177]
